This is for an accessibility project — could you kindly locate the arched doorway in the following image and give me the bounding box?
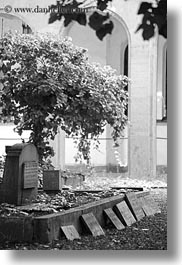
[62,11,130,173]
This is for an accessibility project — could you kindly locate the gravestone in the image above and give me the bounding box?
[137,197,155,216]
[138,195,161,216]
[104,208,125,230]
[114,201,136,226]
[60,225,80,240]
[43,170,63,191]
[0,143,39,205]
[81,212,105,237]
[125,192,145,221]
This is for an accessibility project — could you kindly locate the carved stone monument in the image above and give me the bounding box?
[0,143,39,205]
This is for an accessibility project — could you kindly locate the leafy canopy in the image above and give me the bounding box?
[0,33,128,162]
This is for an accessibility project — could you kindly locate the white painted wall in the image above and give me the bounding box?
[0,124,30,155]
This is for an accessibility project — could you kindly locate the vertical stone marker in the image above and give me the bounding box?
[0,143,39,205]
[43,170,63,191]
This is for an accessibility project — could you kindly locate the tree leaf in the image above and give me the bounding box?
[96,21,114,40]
[138,2,152,15]
[76,14,87,26]
[142,24,155,40]
[97,0,111,11]
[88,11,109,31]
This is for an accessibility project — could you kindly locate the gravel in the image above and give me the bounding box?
[0,188,167,250]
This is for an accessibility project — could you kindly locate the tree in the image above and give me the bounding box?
[48,0,167,41]
[0,33,128,162]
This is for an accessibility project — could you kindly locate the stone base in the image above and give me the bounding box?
[0,191,150,243]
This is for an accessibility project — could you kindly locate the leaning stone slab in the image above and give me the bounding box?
[114,201,136,226]
[125,192,145,221]
[81,212,105,237]
[138,195,161,216]
[60,225,80,240]
[104,208,125,230]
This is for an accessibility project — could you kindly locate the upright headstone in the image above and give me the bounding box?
[0,143,39,205]
[43,170,63,191]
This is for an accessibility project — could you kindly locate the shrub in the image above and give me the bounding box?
[0,32,128,162]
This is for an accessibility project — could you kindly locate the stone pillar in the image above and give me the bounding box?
[128,39,157,179]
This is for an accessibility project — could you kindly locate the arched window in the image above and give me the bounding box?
[22,23,32,34]
[157,36,167,121]
[163,49,167,120]
[122,44,128,116]
[124,45,128,77]
[120,43,128,78]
